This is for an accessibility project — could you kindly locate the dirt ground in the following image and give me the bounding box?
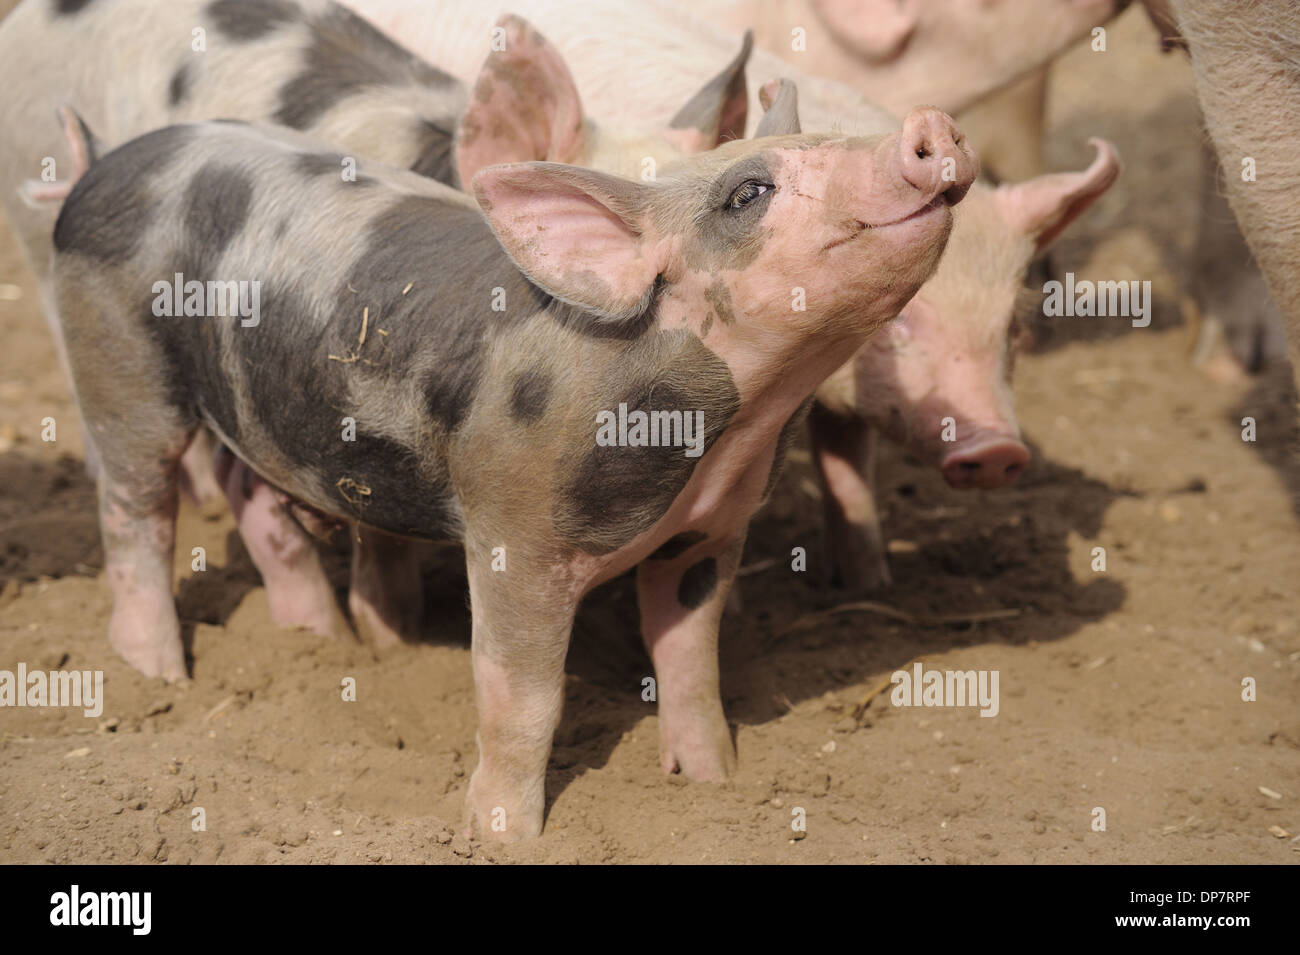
[1,6,1297,865]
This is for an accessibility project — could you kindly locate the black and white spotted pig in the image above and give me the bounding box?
[0,0,754,636]
[50,95,975,836]
[0,0,753,273]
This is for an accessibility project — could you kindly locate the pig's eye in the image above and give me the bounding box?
[727,181,773,210]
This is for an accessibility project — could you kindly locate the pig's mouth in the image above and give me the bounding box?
[823,195,948,251]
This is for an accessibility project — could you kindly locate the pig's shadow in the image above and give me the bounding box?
[174,527,264,658]
[1229,366,1300,520]
[509,431,1132,813]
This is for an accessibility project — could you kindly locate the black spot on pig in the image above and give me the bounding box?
[704,280,735,325]
[168,64,191,107]
[274,5,456,130]
[147,281,246,449]
[182,164,254,257]
[509,368,551,425]
[54,125,197,263]
[225,280,338,465]
[331,432,459,536]
[409,120,457,187]
[210,280,460,538]
[648,530,707,560]
[53,0,96,15]
[206,0,299,41]
[556,330,739,555]
[677,558,718,609]
[338,195,551,431]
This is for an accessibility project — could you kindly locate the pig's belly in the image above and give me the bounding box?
[205,415,463,542]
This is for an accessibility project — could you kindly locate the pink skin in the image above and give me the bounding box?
[637,536,744,779]
[810,139,1121,591]
[217,454,430,648]
[19,106,92,205]
[941,435,1030,490]
[456,108,977,837]
[717,0,1125,117]
[878,297,1028,485]
[213,450,347,639]
[100,484,187,682]
[178,428,226,517]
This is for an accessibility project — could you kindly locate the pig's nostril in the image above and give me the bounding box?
[1005,462,1023,478]
[958,460,980,471]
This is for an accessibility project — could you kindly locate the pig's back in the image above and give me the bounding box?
[52,121,493,537]
[339,0,899,139]
[0,0,463,284]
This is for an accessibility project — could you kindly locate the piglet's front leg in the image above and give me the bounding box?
[462,541,576,841]
[637,533,744,782]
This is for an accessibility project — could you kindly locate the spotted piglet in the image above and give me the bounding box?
[0,0,755,639]
[51,88,975,836]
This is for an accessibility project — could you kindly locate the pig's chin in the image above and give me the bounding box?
[866,200,953,295]
[825,196,950,253]
[872,195,953,245]
[836,198,953,283]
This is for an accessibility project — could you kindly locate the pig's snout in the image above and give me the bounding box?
[940,436,1029,490]
[900,107,977,205]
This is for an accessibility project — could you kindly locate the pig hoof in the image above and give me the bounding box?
[659,724,736,782]
[109,628,187,682]
[261,568,348,639]
[463,775,544,841]
[267,591,348,640]
[348,593,422,650]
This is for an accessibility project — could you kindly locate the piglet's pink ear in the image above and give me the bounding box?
[455,15,587,186]
[810,0,916,62]
[473,162,666,322]
[994,138,1121,255]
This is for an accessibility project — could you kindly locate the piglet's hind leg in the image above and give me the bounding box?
[216,452,347,639]
[99,474,187,682]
